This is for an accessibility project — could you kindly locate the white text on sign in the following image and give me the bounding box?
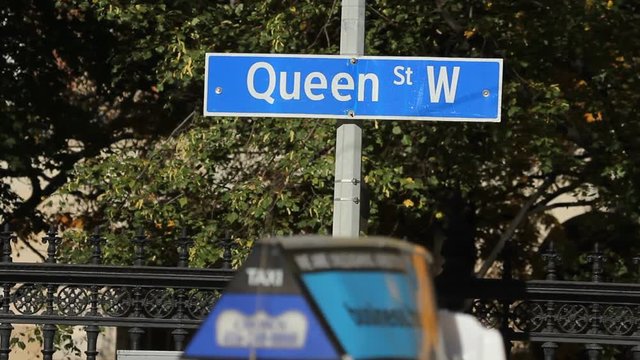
[246,267,284,287]
[246,62,461,105]
[247,62,379,104]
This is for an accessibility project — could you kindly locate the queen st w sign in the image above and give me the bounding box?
[204,53,502,122]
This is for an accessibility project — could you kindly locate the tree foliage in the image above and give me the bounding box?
[4,0,640,272]
[0,0,187,238]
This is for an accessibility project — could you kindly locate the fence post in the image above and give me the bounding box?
[42,225,60,360]
[0,225,13,360]
[541,240,560,360]
[585,242,605,360]
[220,232,234,270]
[500,243,513,358]
[0,322,11,360]
[631,255,640,360]
[89,226,104,266]
[132,230,147,267]
[85,228,104,360]
[172,229,193,350]
[129,230,147,349]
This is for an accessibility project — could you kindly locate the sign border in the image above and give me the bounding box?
[203,53,503,122]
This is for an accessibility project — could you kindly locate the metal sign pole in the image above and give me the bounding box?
[332,0,365,238]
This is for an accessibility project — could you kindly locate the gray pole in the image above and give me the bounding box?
[332,0,365,237]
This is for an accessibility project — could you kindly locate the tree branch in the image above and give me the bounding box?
[9,150,86,226]
[17,236,47,262]
[476,175,556,277]
[366,3,394,24]
[532,181,583,209]
[307,0,339,50]
[169,110,196,138]
[529,200,597,215]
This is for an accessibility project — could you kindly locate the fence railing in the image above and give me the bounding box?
[2,224,640,359]
[437,241,640,359]
[0,225,233,360]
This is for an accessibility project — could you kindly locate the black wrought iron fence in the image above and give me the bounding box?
[0,225,234,360]
[2,224,640,360]
[436,241,640,359]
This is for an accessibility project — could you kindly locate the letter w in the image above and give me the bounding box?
[426,66,460,103]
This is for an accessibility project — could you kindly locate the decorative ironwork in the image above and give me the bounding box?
[42,226,61,264]
[587,242,606,283]
[542,240,561,281]
[556,304,590,333]
[143,288,175,319]
[13,284,45,315]
[88,228,105,265]
[187,289,219,319]
[2,222,640,359]
[100,287,132,317]
[471,299,501,329]
[542,300,556,334]
[57,286,89,316]
[602,305,635,335]
[1,284,10,314]
[132,230,147,267]
[219,232,235,270]
[177,229,194,268]
[512,301,545,332]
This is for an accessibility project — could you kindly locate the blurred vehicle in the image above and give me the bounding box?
[181,236,504,360]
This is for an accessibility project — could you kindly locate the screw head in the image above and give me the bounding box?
[347,110,355,117]
[350,58,357,64]
[482,89,490,97]
[215,87,223,94]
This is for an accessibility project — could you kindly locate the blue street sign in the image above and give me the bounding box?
[204,53,502,122]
